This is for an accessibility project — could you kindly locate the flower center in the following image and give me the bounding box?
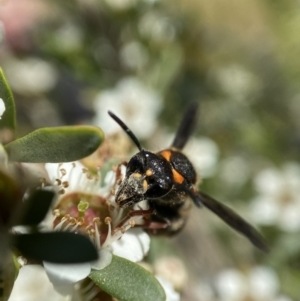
[47,162,145,250]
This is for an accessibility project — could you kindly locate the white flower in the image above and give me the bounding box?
[5,57,57,95]
[42,161,150,295]
[43,262,91,296]
[8,265,69,301]
[139,12,176,43]
[250,162,300,231]
[54,23,83,52]
[154,256,187,290]
[111,228,150,262]
[120,41,148,70]
[219,155,251,189]
[93,77,162,139]
[215,266,291,301]
[0,98,5,118]
[184,137,219,178]
[208,64,261,102]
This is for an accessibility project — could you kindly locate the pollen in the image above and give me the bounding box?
[55,179,62,185]
[53,209,60,217]
[58,188,65,195]
[69,217,76,225]
[62,181,69,188]
[77,217,84,225]
[105,217,112,224]
[93,217,100,224]
[40,178,47,185]
[129,220,136,227]
[60,168,66,176]
[86,172,93,180]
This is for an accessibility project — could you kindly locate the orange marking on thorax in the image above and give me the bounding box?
[160,150,172,161]
[172,168,184,184]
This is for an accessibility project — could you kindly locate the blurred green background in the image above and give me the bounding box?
[1,0,300,300]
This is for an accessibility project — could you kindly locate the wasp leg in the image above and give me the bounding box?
[116,208,154,228]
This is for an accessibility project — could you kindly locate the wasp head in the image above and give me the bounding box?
[115,151,174,207]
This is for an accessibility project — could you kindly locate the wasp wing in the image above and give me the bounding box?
[197,191,269,253]
[171,102,199,150]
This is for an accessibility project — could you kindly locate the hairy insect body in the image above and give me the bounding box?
[148,191,192,235]
[108,104,269,252]
[146,149,197,235]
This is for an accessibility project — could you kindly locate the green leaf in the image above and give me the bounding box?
[89,255,166,301]
[0,68,16,131]
[5,126,104,162]
[13,232,98,263]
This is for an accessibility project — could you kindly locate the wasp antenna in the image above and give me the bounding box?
[108,111,143,152]
[171,102,199,150]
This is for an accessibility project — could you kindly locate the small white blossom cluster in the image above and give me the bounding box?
[214,266,292,301]
[250,162,300,231]
[93,76,162,140]
[4,58,57,95]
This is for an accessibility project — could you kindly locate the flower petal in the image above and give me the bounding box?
[44,262,90,295]
[215,269,248,301]
[91,248,113,270]
[111,228,150,262]
[156,276,180,301]
[8,265,65,301]
[0,98,5,118]
[248,266,279,299]
[249,196,280,225]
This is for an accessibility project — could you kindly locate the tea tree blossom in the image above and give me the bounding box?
[154,256,188,291]
[250,162,300,231]
[156,276,180,301]
[215,266,291,301]
[93,77,162,139]
[4,58,57,95]
[184,137,219,179]
[38,161,150,296]
[8,265,69,301]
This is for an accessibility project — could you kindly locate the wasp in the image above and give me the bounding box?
[108,103,269,252]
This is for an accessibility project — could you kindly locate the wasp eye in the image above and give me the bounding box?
[145,184,170,199]
[147,176,156,184]
[126,154,144,175]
